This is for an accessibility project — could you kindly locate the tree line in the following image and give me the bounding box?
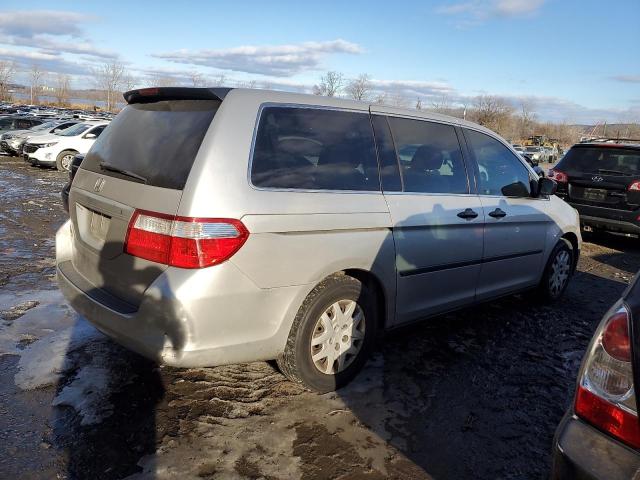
[1,60,637,143]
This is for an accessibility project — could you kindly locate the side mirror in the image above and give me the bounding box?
[84,133,97,139]
[538,177,557,196]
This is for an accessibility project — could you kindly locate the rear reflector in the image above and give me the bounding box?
[124,210,248,269]
[575,386,640,450]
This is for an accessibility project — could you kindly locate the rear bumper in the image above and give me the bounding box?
[552,413,640,480]
[55,220,308,367]
[567,201,640,234]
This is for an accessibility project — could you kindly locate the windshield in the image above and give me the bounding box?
[525,146,540,152]
[558,146,640,175]
[82,100,219,189]
[57,123,91,136]
[32,121,55,131]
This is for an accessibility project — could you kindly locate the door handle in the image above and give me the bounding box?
[488,208,507,218]
[457,208,479,220]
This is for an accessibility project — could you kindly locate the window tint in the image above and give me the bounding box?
[87,125,107,137]
[387,117,468,194]
[81,100,219,189]
[558,146,640,175]
[251,107,379,191]
[464,129,531,197]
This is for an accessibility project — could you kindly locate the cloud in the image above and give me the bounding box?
[610,75,640,84]
[0,10,116,61]
[436,0,546,23]
[0,10,95,39]
[0,47,92,77]
[152,39,363,77]
[369,79,454,99]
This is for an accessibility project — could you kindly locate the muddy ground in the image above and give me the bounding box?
[1,155,638,480]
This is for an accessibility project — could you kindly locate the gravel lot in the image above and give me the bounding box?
[1,155,638,480]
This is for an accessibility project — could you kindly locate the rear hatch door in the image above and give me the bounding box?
[68,90,223,308]
[560,145,640,211]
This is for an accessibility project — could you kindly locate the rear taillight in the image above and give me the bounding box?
[124,210,249,269]
[575,303,639,448]
[549,169,568,183]
[629,181,640,191]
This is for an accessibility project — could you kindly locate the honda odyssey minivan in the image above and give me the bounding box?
[56,87,581,392]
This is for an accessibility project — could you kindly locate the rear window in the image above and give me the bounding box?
[82,100,219,189]
[250,106,379,191]
[558,146,640,175]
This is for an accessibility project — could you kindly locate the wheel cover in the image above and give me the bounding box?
[549,250,571,297]
[61,154,74,171]
[310,300,365,375]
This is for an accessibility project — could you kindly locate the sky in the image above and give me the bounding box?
[0,0,638,123]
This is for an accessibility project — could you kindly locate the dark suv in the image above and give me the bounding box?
[550,142,640,234]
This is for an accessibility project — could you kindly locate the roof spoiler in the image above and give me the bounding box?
[123,87,233,104]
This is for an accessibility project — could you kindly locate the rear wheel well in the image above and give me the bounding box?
[561,232,579,272]
[343,269,387,334]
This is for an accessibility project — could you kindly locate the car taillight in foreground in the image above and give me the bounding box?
[548,169,568,183]
[628,180,640,191]
[575,303,640,449]
[124,210,249,269]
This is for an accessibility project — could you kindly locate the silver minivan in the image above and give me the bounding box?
[56,87,581,392]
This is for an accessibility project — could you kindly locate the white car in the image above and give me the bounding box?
[23,121,109,170]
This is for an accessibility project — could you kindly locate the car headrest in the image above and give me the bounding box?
[411,145,443,171]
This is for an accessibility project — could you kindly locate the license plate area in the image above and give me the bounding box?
[582,188,607,202]
[75,203,111,250]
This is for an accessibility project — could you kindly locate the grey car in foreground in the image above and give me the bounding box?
[552,271,640,479]
[56,87,581,392]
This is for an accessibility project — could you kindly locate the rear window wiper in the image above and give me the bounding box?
[597,168,632,176]
[99,162,148,184]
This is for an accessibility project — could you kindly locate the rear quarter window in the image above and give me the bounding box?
[250,106,380,191]
[81,100,219,190]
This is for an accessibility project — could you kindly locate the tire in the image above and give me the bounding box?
[277,273,377,393]
[538,238,574,302]
[56,150,77,171]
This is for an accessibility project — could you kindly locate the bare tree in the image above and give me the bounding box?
[149,75,179,87]
[54,73,71,105]
[0,60,16,101]
[121,73,137,92]
[211,73,227,87]
[431,94,452,113]
[374,91,388,105]
[391,92,410,108]
[29,64,44,105]
[188,71,204,87]
[519,99,537,139]
[92,61,126,111]
[415,98,423,110]
[345,73,371,101]
[471,95,514,134]
[312,71,343,97]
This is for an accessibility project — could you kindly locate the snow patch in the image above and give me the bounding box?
[52,353,113,425]
[14,319,103,390]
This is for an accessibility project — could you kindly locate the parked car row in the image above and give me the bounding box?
[0,110,111,170]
